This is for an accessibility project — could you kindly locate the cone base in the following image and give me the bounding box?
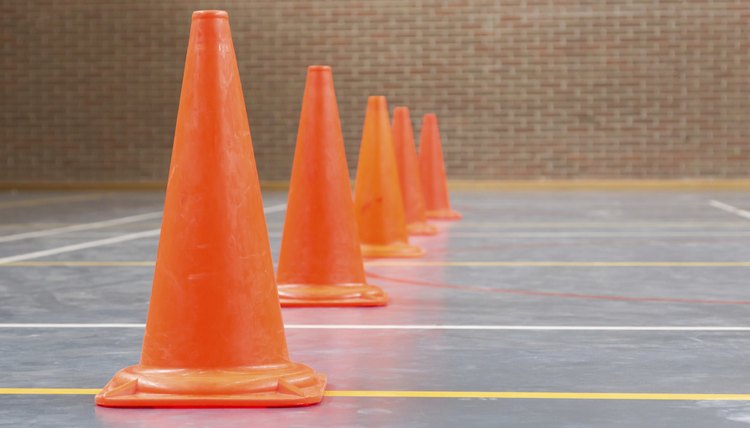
[407,221,439,236]
[425,209,462,220]
[95,362,326,408]
[361,242,425,258]
[278,283,388,307]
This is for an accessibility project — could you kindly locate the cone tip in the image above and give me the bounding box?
[192,10,229,20]
[308,65,332,73]
[394,106,410,114]
[367,95,388,110]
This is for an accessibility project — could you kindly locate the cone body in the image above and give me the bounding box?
[96,11,325,407]
[276,66,387,307]
[419,114,462,220]
[354,96,424,258]
[392,107,438,236]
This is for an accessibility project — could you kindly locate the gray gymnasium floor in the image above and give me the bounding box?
[2,189,750,427]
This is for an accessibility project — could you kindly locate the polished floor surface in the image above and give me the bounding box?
[2,189,750,427]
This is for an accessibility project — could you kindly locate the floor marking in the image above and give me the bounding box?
[0,323,146,328]
[0,204,287,265]
[1,388,749,401]
[3,260,750,268]
[710,200,750,221]
[0,223,74,228]
[0,230,162,265]
[0,223,165,233]
[444,231,750,238]
[366,270,750,305]
[3,323,750,331]
[0,211,162,243]
[324,391,750,401]
[0,194,103,210]
[2,221,747,230]
[0,388,102,395]
[453,221,750,229]
[366,261,750,267]
[263,203,287,213]
[0,261,156,267]
[290,325,750,331]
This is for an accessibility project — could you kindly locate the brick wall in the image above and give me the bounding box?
[1,0,749,182]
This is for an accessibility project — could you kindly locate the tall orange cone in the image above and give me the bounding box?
[392,107,438,236]
[354,96,424,258]
[276,66,387,307]
[95,11,325,408]
[419,113,462,220]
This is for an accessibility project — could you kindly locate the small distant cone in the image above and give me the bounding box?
[354,96,424,258]
[419,114,462,220]
[392,107,438,236]
[95,11,325,408]
[276,66,387,307]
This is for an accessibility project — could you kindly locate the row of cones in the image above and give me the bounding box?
[277,69,459,307]
[96,11,459,408]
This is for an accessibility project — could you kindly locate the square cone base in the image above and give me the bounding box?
[407,221,439,236]
[278,283,388,307]
[425,209,462,220]
[361,242,425,258]
[95,362,326,408]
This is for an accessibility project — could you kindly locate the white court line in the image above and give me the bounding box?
[14,231,750,240]
[1,323,750,331]
[0,205,287,242]
[709,200,750,221]
[0,203,287,265]
[446,231,750,238]
[0,193,103,210]
[0,324,146,328]
[263,203,287,213]
[0,230,161,265]
[290,325,750,331]
[0,211,162,243]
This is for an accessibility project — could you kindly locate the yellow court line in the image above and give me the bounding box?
[5,179,750,191]
[0,194,103,210]
[447,179,750,190]
[2,388,750,401]
[4,261,750,268]
[0,388,102,395]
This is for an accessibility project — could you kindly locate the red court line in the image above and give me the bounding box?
[420,241,594,257]
[365,271,750,306]
[421,236,750,258]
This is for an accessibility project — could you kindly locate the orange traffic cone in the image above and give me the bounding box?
[419,113,462,220]
[276,66,387,307]
[392,107,438,236]
[95,11,325,408]
[354,96,424,258]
